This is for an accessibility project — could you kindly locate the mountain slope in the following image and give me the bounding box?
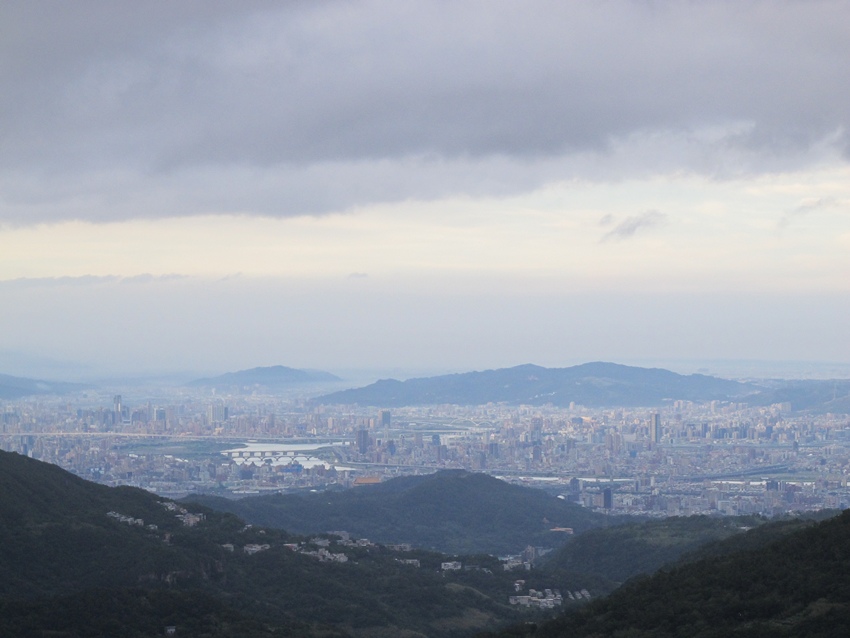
[0,451,533,636]
[496,509,850,638]
[0,448,241,599]
[314,362,753,407]
[186,470,619,555]
[0,589,291,638]
[536,514,821,593]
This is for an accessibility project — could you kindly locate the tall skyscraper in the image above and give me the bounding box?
[356,428,370,454]
[650,413,661,444]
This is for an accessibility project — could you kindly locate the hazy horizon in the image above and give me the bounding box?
[4,349,850,386]
[2,2,849,381]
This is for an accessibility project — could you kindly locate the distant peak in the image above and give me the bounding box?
[187,365,341,388]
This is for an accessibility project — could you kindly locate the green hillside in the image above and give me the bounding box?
[9,449,845,637]
[186,470,617,555]
[0,451,545,636]
[492,509,850,638]
[537,515,770,592]
[0,448,224,599]
[0,589,304,638]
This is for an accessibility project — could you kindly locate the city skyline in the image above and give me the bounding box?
[2,2,850,378]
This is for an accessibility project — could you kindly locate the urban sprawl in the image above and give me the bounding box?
[2,390,849,517]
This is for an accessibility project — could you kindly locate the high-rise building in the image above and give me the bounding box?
[650,413,661,444]
[356,428,370,454]
[207,404,228,424]
[532,444,542,463]
[380,410,391,427]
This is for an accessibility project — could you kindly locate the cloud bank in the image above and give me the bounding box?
[2,1,849,224]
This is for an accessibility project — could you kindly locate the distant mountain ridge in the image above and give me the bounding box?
[187,365,340,390]
[0,372,88,400]
[314,362,754,407]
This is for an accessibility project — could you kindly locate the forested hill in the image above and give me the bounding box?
[7,450,847,637]
[493,509,850,638]
[0,448,253,600]
[0,451,537,636]
[536,513,827,593]
[314,362,753,407]
[0,445,168,532]
[186,470,620,555]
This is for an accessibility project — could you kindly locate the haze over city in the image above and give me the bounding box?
[2,1,850,380]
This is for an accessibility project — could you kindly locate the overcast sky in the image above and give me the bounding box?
[1,1,850,380]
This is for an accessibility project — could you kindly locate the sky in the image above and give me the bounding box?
[1,1,850,381]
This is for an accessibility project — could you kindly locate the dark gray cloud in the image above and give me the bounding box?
[1,1,849,223]
[600,210,668,242]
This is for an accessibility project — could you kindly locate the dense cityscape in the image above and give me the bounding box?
[3,387,849,519]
